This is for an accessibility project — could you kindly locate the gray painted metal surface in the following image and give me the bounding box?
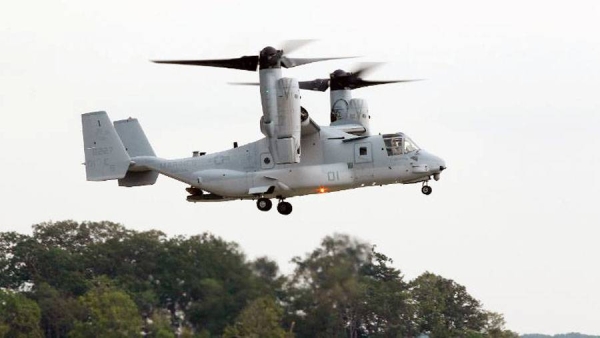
[81,65,446,214]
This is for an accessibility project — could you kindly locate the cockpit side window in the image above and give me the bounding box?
[383,135,403,156]
[383,133,420,156]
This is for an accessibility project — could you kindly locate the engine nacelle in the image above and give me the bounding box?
[272,78,301,164]
[329,89,370,135]
[347,98,370,135]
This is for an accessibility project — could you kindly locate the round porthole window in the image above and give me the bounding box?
[263,157,271,164]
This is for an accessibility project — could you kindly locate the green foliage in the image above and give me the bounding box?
[249,257,286,299]
[157,233,258,334]
[0,220,129,296]
[484,311,519,338]
[223,297,289,338]
[146,310,175,338]
[0,289,43,338]
[68,279,142,338]
[31,283,81,338]
[521,335,600,338]
[409,272,488,336]
[287,234,416,337]
[0,221,518,337]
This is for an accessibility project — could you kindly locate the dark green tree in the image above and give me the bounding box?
[249,256,286,299]
[31,283,81,338]
[409,272,488,337]
[0,221,129,296]
[1,221,518,337]
[163,234,257,335]
[358,248,417,336]
[286,234,415,338]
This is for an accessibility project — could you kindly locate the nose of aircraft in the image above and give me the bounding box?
[414,150,446,178]
[436,156,447,173]
[428,153,446,181]
[418,150,445,172]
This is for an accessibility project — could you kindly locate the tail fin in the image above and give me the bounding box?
[82,111,131,181]
[113,118,159,187]
[114,118,156,157]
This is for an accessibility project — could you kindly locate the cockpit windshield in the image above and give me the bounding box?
[403,137,419,153]
[383,133,420,156]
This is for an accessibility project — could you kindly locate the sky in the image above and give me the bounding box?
[1,0,599,334]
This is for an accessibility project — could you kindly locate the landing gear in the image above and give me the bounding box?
[277,201,293,215]
[255,197,293,215]
[421,184,432,195]
[256,198,272,211]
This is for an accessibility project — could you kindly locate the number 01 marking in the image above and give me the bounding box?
[327,171,340,181]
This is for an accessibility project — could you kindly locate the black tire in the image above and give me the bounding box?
[277,201,293,215]
[421,185,432,195]
[257,198,272,211]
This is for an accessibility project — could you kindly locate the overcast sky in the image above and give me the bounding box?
[1,0,599,334]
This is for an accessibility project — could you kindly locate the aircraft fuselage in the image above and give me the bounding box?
[131,126,446,202]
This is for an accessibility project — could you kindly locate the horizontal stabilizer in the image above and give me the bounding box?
[82,111,130,181]
[118,171,159,187]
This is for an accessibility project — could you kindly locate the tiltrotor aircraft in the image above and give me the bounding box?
[81,43,446,215]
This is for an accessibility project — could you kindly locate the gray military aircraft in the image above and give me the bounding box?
[81,44,446,215]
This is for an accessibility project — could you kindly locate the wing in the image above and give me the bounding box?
[301,117,321,136]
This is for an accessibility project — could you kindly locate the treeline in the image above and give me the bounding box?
[522,335,600,338]
[1,221,517,337]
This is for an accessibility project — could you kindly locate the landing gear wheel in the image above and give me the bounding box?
[256,198,272,211]
[421,185,432,195]
[277,201,293,215]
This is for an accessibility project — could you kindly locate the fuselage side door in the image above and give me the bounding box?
[353,142,374,181]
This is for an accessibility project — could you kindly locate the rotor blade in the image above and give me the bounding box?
[228,82,260,86]
[152,55,259,71]
[280,39,316,54]
[281,56,356,69]
[353,62,385,78]
[299,78,330,92]
[350,79,423,90]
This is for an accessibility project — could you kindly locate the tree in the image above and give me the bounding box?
[0,289,43,338]
[146,309,176,338]
[1,222,269,336]
[484,312,519,338]
[156,233,258,335]
[0,221,130,296]
[286,234,415,337]
[249,257,286,300]
[2,221,519,337]
[409,272,488,337]
[0,231,43,290]
[31,283,81,338]
[223,297,289,338]
[68,279,142,338]
[358,248,417,336]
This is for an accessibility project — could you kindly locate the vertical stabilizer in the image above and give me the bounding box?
[113,118,159,187]
[82,111,131,181]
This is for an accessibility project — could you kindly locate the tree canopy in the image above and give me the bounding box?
[0,220,517,337]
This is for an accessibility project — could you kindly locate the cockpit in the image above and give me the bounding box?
[383,133,420,156]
